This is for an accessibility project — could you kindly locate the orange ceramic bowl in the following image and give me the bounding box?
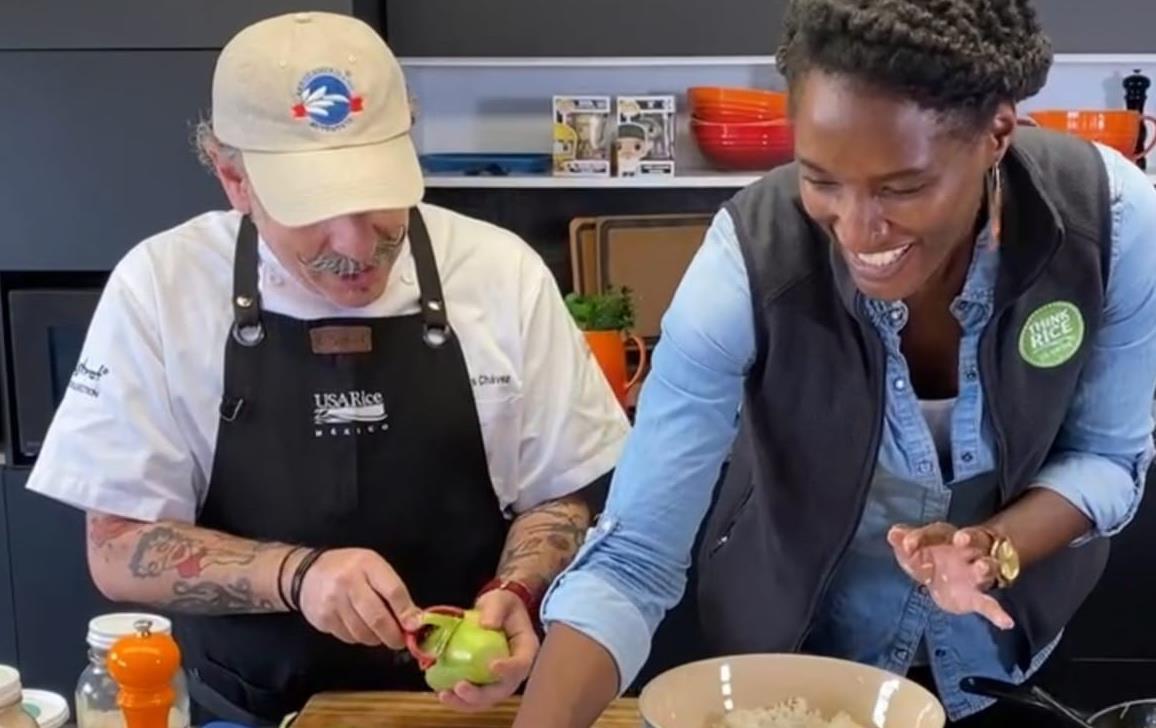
[689,86,788,122]
[1026,109,1156,161]
[692,104,783,123]
[639,653,946,728]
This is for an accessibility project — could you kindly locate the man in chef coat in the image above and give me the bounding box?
[25,11,630,726]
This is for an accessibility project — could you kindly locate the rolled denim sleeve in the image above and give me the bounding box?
[1033,145,1156,537]
[539,209,755,692]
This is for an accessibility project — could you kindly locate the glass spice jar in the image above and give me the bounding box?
[75,614,190,728]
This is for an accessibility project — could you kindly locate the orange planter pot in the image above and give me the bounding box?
[583,330,648,408]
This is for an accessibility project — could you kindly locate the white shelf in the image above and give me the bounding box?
[1054,53,1156,65]
[423,172,762,189]
[427,170,1155,190]
[400,55,777,68]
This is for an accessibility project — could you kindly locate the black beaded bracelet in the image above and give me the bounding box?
[276,546,304,611]
[289,547,329,612]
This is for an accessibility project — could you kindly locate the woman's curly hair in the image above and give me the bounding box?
[776,0,1053,130]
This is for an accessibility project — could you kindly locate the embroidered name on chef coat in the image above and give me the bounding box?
[68,359,109,399]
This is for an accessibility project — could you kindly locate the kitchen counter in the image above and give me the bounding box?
[292,692,640,728]
[287,683,1156,727]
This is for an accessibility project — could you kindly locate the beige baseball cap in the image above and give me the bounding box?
[212,11,423,227]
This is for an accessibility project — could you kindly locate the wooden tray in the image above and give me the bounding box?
[594,214,711,341]
[292,691,641,727]
[569,216,600,294]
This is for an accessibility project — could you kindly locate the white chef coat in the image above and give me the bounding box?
[26,203,631,523]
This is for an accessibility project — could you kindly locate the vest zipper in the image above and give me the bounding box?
[978,306,1011,500]
[792,321,888,651]
[708,484,755,555]
[978,205,1068,501]
[981,231,1066,502]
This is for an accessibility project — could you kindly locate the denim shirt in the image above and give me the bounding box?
[541,145,1156,722]
[802,223,1045,719]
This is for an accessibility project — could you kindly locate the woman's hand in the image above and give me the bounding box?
[887,522,1015,630]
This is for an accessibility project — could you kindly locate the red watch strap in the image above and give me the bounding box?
[478,577,541,621]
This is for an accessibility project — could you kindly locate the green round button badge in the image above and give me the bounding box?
[1019,301,1085,368]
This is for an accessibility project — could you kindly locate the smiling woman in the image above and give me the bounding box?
[777,0,1052,303]
[514,2,1156,728]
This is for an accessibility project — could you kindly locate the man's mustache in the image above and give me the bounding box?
[301,234,404,277]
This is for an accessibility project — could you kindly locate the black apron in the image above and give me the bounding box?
[173,209,510,725]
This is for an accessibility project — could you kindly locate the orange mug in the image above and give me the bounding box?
[583,330,648,408]
[1022,110,1156,162]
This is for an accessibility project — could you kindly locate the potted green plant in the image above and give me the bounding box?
[565,288,647,407]
[564,287,635,332]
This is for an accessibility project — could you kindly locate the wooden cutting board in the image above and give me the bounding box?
[292,691,642,727]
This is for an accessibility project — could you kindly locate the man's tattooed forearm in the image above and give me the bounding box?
[128,526,268,579]
[167,579,276,615]
[497,500,589,587]
[88,514,141,548]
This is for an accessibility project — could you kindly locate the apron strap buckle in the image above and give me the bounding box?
[423,324,450,348]
[232,321,265,347]
[219,396,245,422]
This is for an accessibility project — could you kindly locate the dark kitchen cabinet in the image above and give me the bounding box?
[1042,658,1156,717]
[0,0,355,50]
[1033,0,1156,54]
[1062,458,1156,660]
[0,473,16,667]
[385,0,784,56]
[385,0,1154,57]
[3,467,117,698]
[0,50,225,271]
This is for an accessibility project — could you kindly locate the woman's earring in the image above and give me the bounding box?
[987,164,1003,244]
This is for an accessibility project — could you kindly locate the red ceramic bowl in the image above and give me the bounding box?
[698,141,794,154]
[697,144,794,170]
[691,118,788,130]
[692,116,791,129]
[696,135,789,146]
[695,141,794,169]
[692,118,794,145]
[692,116,794,170]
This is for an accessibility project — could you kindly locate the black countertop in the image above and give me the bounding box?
[936,656,1156,726]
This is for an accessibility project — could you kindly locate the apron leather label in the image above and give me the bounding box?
[310,325,373,354]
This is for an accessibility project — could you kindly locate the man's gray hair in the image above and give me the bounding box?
[193,116,243,173]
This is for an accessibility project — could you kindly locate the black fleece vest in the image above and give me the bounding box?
[695,127,1113,671]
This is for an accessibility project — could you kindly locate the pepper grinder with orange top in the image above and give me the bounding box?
[106,619,181,728]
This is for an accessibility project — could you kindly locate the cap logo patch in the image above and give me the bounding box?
[291,68,364,130]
